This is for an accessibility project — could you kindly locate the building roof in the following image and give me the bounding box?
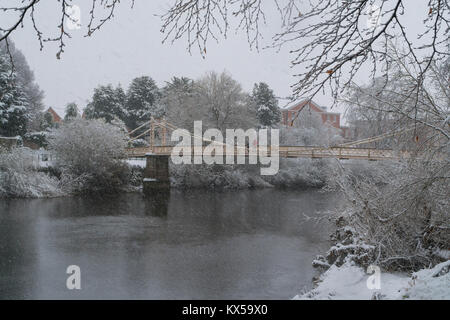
[282,98,317,110]
[282,99,340,115]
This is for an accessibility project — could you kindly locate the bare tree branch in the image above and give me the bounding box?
[159,0,450,102]
[0,0,134,59]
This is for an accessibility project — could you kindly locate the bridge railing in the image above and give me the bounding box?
[126,145,407,160]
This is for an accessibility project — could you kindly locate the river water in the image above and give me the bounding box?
[0,189,339,299]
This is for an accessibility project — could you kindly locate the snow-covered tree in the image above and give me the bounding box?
[251,82,281,127]
[0,51,28,137]
[163,72,257,131]
[343,75,415,149]
[195,71,256,131]
[162,76,196,128]
[0,41,45,131]
[84,84,126,123]
[64,102,80,121]
[165,76,194,93]
[124,76,162,130]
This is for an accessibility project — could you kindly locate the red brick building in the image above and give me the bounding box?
[281,99,350,138]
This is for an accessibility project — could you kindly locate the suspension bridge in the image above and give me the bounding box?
[125,118,412,161]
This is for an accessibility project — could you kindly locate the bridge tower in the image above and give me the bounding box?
[143,153,170,195]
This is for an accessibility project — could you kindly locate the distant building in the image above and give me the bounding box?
[281,99,351,139]
[46,107,63,124]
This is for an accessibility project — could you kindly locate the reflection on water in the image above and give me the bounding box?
[0,189,339,299]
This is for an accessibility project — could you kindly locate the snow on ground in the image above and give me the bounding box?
[399,260,450,300]
[294,263,409,300]
[294,260,450,300]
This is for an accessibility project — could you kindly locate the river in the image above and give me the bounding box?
[0,189,339,299]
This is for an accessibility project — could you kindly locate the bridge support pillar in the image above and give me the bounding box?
[143,153,170,195]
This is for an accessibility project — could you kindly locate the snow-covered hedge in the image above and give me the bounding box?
[170,163,271,189]
[169,157,335,189]
[265,158,333,188]
[24,131,48,148]
[0,147,61,198]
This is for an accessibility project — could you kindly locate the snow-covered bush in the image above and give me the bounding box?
[24,131,48,148]
[324,51,450,272]
[324,158,449,272]
[48,118,130,194]
[266,158,334,188]
[0,147,61,198]
[170,157,335,189]
[170,163,270,189]
[128,165,144,187]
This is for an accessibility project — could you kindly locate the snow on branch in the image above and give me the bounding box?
[160,0,450,101]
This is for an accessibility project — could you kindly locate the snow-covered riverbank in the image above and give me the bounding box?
[295,260,450,300]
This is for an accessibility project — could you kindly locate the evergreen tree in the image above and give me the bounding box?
[0,41,45,131]
[251,82,281,127]
[115,85,127,119]
[124,76,161,130]
[164,76,194,94]
[0,52,28,137]
[85,84,126,123]
[64,102,79,121]
[162,76,195,126]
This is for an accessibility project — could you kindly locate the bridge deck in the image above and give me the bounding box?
[127,146,407,160]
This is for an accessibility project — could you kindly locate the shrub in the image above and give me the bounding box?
[170,163,270,189]
[265,158,334,188]
[325,158,450,272]
[23,131,48,148]
[0,147,61,198]
[48,118,130,194]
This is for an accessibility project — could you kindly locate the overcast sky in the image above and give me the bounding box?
[8,0,429,119]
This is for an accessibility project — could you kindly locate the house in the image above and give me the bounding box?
[281,99,351,139]
[46,107,63,124]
